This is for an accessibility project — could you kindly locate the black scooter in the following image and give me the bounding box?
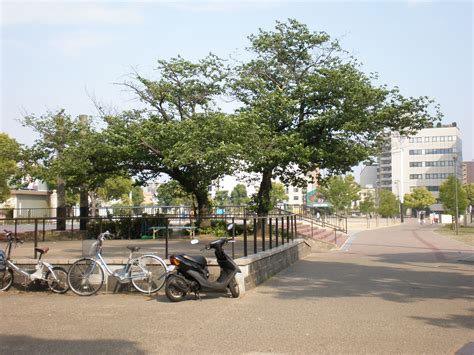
[165,224,241,302]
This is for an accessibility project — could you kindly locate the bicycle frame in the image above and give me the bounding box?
[4,238,60,283]
[90,248,160,284]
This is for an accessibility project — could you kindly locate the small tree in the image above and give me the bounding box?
[378,189,399,218]
[155,180,194,206]
[319,175,360,215]
[404,187,436,215]
[214,190,230,206]
[439,176,468,218]
[270,182,288,208]
[0,133,20,203]
[359,192,375,216]
[230,184,250,205]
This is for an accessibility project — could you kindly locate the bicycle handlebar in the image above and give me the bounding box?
[3,229,23,243]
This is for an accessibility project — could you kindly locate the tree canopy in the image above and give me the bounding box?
[0,133,21,203]
[319,175,360,214]
[403,187,436,211]
[439,177,468,216]
[377,189,399,218]
[232,19,440,215]
[230,183,250,205]
[105,55,249,224]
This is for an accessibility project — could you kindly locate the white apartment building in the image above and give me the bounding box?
[378,123,463,204]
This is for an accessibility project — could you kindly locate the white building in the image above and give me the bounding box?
[378,123,463,206]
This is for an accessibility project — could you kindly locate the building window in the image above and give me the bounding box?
[409,149,423,155]
[432,136,437,142]
[426,186,439,192]
[425,173,453,179]
[425,148,453,155]
[425,160,455,167]
[293,187,299,193]
[293,196,299,200]
[409,162,423,167]
[424,137,430,142]
[447,136,454,141]
[440,136,446,142]
[416,137,422,143]
[410,174,423,179]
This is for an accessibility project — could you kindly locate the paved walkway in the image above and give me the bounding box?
[1,219,473,354]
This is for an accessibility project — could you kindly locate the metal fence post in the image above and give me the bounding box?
[42,219,46,242]
[231,217,235,259]
[253,218,257,254]
[34,219,38,259]
[243,219,248,257]
[286,216,290,242]
[281,217,285,245]
[269,218,273,250]
[275,218,279,247]
[261,217,266,252]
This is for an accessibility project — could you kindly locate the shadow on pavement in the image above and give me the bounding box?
[410,309,474,329]
[259,258,474,305]
[0,335,145,354]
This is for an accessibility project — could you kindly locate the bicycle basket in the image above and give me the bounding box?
[82,240,100,257]
[0,250,6,271]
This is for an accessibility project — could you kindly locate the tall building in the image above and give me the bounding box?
[463,160,474,184]
[360,164,378,188]
[376,123,463,205]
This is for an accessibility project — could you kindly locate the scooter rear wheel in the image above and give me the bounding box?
[228,276,239,298]
[165,276,187,302]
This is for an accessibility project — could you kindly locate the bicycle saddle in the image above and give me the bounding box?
[126,246,141,252]
[35,247,49,255]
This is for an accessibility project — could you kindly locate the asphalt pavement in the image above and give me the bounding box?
[1,219,473,354]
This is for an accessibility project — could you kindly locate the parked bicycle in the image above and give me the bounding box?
[0,230,69,293]
[67,231,172,296]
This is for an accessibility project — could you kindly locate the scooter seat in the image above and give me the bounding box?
[183,255,207,267]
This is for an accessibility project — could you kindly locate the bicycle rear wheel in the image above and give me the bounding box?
[46,266,69,294]
[131,255,167,294]
[0,268,13,291]
[67,258,104,296]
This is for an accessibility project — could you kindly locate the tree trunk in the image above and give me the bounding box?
[195,191,211,228]
[256,168,273,216]
[56,178,66,231]
[79,187,89,230]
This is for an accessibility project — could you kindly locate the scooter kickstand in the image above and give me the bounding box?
[194,291,202,301]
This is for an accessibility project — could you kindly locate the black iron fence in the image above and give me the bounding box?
[0,214,299,260]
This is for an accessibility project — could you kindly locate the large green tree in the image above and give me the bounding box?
[0,133,21,203]
[232,19,440,215]
[319,175,360,215]
[403,187,436,212]
[22,110,124,228]
[439,176,468,217]
[106,55,248,225]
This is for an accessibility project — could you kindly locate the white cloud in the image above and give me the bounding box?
[1,2,144,26]
[48,31,115,56]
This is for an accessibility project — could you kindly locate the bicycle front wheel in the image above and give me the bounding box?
[131,255,167,294]
[0,268,14,291]
[67,258,104,296]
[46,266,69,294]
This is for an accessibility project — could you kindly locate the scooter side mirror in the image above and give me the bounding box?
[190,239,200,245]
[227,223,234,231]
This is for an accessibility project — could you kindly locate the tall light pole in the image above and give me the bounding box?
[453,154,459,235]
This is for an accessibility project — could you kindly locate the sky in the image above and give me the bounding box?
[1,0,473,172]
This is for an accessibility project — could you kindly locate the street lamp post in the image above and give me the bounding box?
[453,155,459,235]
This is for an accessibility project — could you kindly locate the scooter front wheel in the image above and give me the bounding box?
[228,276,239,298]
[165,276,187,302]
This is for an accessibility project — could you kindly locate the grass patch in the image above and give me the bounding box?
[435,224,474,247]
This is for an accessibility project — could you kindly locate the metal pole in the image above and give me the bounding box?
[243,219,248,257]
[34,219,38,259]
[453,155,459,235]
